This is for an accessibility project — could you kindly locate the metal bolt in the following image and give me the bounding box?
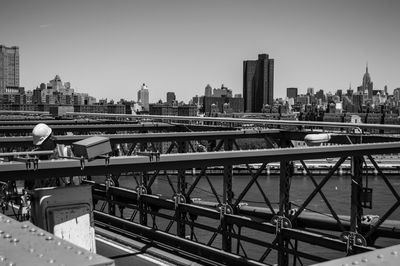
[391,251,398,256]
[45,236,53,241]
[361,258,368,263]
[29,228,37,233]
[21,224,29,229]
[377,254,384,259]
[5,219,11,223]
[10,238,19,243]
[38,232,45,237]
[3,234,12,239]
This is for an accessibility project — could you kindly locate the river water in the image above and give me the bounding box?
[111,173,400,265]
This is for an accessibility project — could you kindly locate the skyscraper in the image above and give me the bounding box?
[287,87,298,99]
[361,64,373,99]
[137,83,149,111]
[243,54,274,112]
[0,45,19,91]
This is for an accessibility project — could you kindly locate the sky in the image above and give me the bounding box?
[1,0,400,103]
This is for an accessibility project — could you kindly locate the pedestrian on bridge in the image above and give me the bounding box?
[30,123,80,188]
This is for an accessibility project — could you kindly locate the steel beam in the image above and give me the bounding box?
[94,211,266,266]
[0,130,282,148]
[1,142,400,181]
[68,112,400,131]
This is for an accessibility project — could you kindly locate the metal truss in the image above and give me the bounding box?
[2,142,400,265]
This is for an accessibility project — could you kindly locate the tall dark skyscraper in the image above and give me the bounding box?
[287,87,298,99]
[243,54,274,112]
[0,45,19,91]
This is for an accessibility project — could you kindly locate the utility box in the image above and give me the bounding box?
[30,185,96,253]
[72,136,112,160]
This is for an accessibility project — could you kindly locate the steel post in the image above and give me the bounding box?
[177,141,187,238]
[350,155,363,234]
[222,138,233,252]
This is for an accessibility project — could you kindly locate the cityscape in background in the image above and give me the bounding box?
[1,44,400,123]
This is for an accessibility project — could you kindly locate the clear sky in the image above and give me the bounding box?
[1,0,399,103]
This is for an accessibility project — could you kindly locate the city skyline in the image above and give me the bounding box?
[1,0,400,103]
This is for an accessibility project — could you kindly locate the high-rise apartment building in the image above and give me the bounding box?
[0,45,19,91]
[137,83,149,111]
[243,54,274,112]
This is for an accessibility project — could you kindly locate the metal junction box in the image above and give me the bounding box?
[30,185,97,253]
[72,136,112,160]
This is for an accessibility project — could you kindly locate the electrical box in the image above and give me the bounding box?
[30,185,97,253]
[0,213,114,266]
[72,136,112,160]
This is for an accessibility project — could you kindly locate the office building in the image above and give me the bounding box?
[205,84,212,97]
[0,45,19,91]
[243,54,274,112]
[137,83,149,111]
[287,87,298,99]
[361,64,373,99]
[166,92,176,104]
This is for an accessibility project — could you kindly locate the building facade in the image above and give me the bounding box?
[0,45,19,91]
[243,54,274,112]
[166,92,176,104]
[287,87,298,99]
[137,83,149,111]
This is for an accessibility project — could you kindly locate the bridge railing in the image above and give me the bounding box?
[1,142,400,265]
